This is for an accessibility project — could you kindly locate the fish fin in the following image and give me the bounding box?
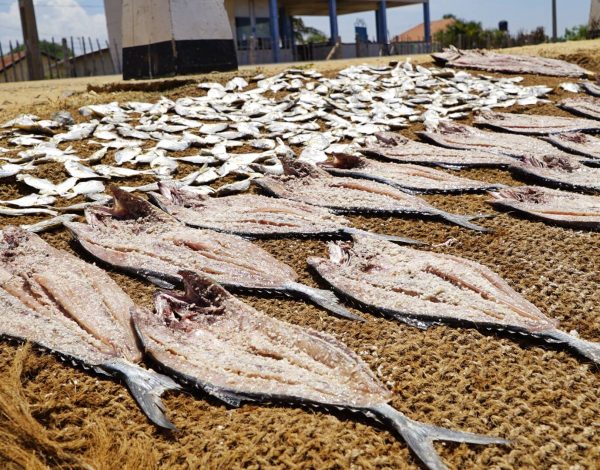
[340,227,425,245]
[283,282,365,321]
[101,359,180,430]
[371,403,509,470]
[541,329,600,365]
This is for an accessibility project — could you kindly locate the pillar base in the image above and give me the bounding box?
[122,39,237,80]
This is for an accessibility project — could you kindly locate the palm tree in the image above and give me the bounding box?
[292,18,328,44]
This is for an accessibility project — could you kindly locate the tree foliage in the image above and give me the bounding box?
[435,17,508,49]
[563,24,589,41]
[292,18,328,44]
[15,40,72,59]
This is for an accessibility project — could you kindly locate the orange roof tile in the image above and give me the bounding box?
[392,18,456,42]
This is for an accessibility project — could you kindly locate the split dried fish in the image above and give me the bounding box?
[544,132,600,160]
[132,271,508,470]
[151,182,420,244]
[362,133,514,168]
[65,187,358,320]
[432,47,591,77]
[488,186,600,230]
[323,153,503,193]
[0,227,179,428]
[308,236,600,364]
[511,155,600,192]
[474,110,600,135]
[255,158,491,232]
[558,96,600,121]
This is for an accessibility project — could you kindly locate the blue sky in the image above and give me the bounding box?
[0,0,593,50]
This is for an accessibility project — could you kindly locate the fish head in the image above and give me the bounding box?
[153,271,227,331]
[106,186,175,223]
[325,153,366,170]
[280,156,326,178]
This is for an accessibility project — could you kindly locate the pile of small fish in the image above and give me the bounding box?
[0,60,561,230]
[1,50,600,469]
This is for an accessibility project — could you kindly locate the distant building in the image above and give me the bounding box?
[0,50,56,82]
[391,17,455,42]
[591,0,600,33]
[104,0,434,79]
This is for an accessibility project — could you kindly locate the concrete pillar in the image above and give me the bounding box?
[378,1,389,54]
[551,0,557,41]
[121,0,237,80]
[328,0,339,44]
[268,0,280,62]
[423,0,431,44]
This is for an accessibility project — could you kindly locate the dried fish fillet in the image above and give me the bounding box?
[558,96,600,121]
[323,153,503,193]
[432,47,591,77]
[362,133,514,168]
[487,186,600,229]
[420,121,581,160]
[511,155,600,192]
[544,132,600,160]
[150,182,420,244]
[308,236,600,364]
[133,271,508,470]
[255,158,491,232]
[474,111,600,135]
[0,227,178,428]
[65,187,358,320]
[582,80,600,97]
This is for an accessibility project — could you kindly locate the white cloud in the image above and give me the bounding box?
[0,0,107,54]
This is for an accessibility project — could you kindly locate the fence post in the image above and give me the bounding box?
[61,38,72,77]
[70,36,77,77]
[88,37,97,76]
[9,40,20,81]
[96,38,106,75]
[0,43,8,82]
[51,37,60,78]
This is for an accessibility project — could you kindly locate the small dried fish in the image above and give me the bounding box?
[132,271,507,470]
[21,214,78,233]
[65,187,359,320]
[151,183,420,244]
[0,194,55,207]
[323,153,503,193]
[115,147,142,165]
[308,236,600,364]
[0,163,25,178]
[54,121,98,142]
[64,160,103,179]
[0,207,58,216]
[474,110,600,135]
[255,158,491,232]
[487,186,600,230]
[544,132,600,160]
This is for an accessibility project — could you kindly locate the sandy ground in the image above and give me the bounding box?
[0,42,599,469]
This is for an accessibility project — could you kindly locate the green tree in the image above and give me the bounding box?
[292,18,328,44]
[563,25,589,41]
[15,39,72,59]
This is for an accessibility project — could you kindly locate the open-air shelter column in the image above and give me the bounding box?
[268,0,280,62]
[328,0,339,44]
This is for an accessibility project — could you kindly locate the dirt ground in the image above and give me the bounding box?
[0,42,599,469]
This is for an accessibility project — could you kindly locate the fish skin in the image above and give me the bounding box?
[544,132,600,160]
[150,182,422,245]
[474,110,600,135]
[361,132,514,168]
[0,226,179,428]
[132,271,508,470]
[487,185,600,230]
[255,157,492,232]
[582,81,600,97]
[322,153,504,194]
[65,187,360,321]
[307,236,600,364]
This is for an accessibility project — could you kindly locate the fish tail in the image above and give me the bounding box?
[542,329,600,365]
[100,359,180,430]
[283,282,365,321]
[371,403,509,470]
[434,210,493,232]
[340,228,425,245]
